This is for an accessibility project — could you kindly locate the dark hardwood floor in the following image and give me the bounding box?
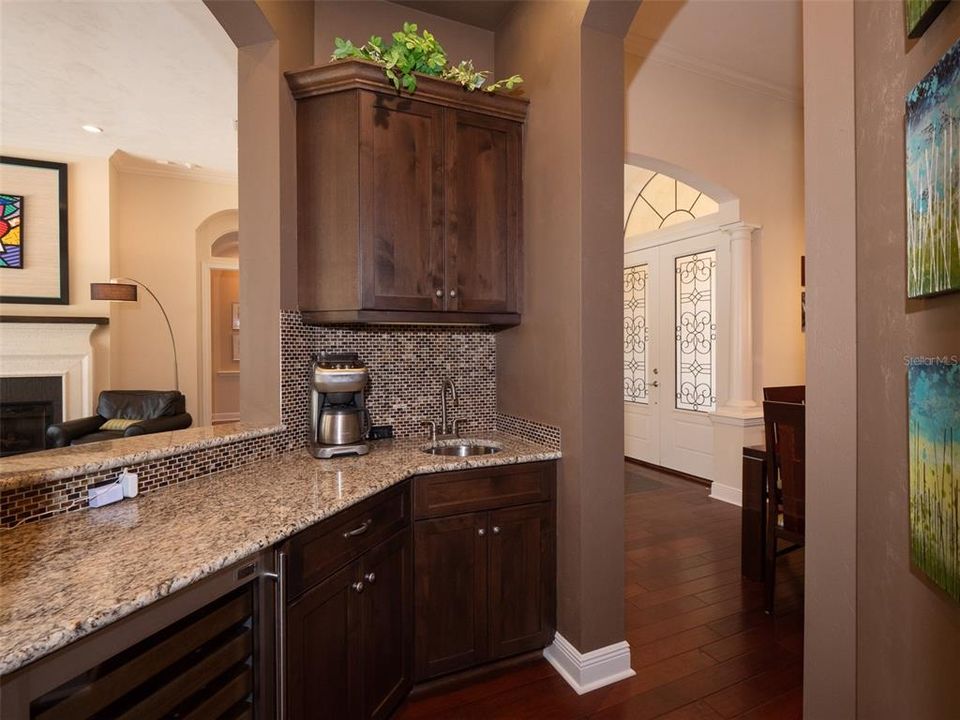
[395,462,804,720]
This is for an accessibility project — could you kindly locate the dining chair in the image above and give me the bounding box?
[762,399,805,613]
[762,385,806,403]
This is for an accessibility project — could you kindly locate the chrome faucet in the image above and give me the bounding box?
[440,378,459,436]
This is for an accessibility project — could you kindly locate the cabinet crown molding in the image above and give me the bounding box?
[286,59,530,123]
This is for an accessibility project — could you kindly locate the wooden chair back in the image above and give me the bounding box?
[762,400,806,539]
[762,385,806,403]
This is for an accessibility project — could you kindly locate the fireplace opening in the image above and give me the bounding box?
[0,376,63,456]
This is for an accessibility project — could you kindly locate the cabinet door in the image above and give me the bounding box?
[359,91,445,311]
[286,562,361,720]
[488,503,555,659]
[444,109,521,313]
[413,512,488,680]
[359,530,413,720]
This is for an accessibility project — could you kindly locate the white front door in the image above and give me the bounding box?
[624,233,719,480]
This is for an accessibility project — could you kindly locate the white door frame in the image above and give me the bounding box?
[200,258,239,426]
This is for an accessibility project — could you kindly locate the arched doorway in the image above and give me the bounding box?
[196,209,240,425]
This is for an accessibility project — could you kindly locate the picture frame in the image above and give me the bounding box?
[0,156,69,304]
[905,0,950,39]
[906,38,960,298]
[231,302,240,330]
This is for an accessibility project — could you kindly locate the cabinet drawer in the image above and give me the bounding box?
[414,462,555,520]
[287,482,410,599]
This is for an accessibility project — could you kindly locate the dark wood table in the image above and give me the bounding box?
[741,444,766,581]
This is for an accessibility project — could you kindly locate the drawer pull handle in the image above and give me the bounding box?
[492,526,501,535]
[364,572,376,584]
[352,580,365,593]
[478,528,486,537]
[343,519,372,538]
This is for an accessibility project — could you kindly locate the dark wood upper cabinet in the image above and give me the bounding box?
[359,92,445,312]
[444,110,521,314]
[287,60,528,327]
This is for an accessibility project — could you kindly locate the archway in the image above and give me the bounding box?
[196,209,239,425]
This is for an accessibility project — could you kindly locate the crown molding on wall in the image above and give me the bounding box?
[624,35,803,106]
[109,151,238,186]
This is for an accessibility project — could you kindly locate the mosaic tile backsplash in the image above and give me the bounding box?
[281,311,497,442]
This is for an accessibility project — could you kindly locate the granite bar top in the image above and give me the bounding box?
[0,432,560,676]
[0,422,284,491]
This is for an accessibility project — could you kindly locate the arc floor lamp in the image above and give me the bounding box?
[90,278,180,391]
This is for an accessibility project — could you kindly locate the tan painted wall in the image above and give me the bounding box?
[496,0,637,653]
[801,1,857,716]
[211,268,240,419]
[109,165,238,419]
[624,53,806,394]
[313,0,495,72]
[855,2,960,717]
[0,150,112,408]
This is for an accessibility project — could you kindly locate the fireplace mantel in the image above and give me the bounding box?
[0,321,103,420]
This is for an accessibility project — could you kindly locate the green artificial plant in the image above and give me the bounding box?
[331,23,523,94]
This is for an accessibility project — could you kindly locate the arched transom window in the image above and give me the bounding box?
[624,166,719,237]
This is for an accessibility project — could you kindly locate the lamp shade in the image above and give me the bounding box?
[90,282,138,302]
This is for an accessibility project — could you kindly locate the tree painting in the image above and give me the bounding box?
[909,361,960,602]
[906,38,960,298]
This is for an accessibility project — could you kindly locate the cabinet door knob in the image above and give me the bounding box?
[449,289,457,298]
[435,289,443,297]
[364,572,376,584]
[492,526,501,535]
[477,528,486,536]
[352,581,364,593]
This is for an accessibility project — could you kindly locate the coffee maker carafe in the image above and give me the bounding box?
[310,352,370,458]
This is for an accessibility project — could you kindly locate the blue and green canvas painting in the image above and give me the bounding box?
[909,360,960,602]
[906,38,960,298]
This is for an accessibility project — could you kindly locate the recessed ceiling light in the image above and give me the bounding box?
[156,159,171,165]
[81,124,103,134]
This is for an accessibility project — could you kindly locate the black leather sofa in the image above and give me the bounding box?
[46,390,192,447]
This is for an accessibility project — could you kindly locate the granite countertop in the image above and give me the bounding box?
[0,432,560,676]
[0,422,284,491]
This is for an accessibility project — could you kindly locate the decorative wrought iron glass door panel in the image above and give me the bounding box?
[674,251,717,413]
[624,264,649,404]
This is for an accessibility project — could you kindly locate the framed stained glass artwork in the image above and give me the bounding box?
[0,194,23,268]
[906,38,960,298]
[0,156,69,304]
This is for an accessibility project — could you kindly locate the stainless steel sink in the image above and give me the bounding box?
[423,443,501,457]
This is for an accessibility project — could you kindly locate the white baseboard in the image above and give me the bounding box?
[710,482,743,506]
[543,633,636,695]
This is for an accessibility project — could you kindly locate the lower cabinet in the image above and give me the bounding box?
[413,462,557,682]
[282,481,413,720]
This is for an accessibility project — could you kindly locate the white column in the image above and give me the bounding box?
[721,222,759,409]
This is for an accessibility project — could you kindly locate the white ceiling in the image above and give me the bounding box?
[0,0,238,173]
[627,0,802,97]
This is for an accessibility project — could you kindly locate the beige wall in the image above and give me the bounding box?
[313,0,495,72]
[854,2,960,717]
[211,268,240,419]
[624,52,806,393]
[801,1,857,717]
[0,150,112,408]
[496,0,639,654]
[109,162,238,419]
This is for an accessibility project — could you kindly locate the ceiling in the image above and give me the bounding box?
[627,0,802,97]
[0,1,238,173]
[390,1,516,31]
